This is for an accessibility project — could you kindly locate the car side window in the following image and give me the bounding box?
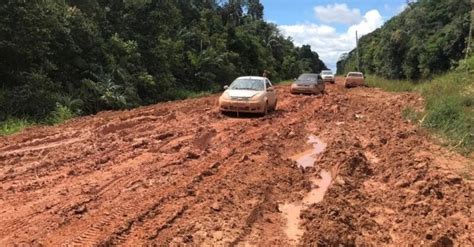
[265,80,272,90]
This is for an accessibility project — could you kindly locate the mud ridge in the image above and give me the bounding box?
[0,77,472,246]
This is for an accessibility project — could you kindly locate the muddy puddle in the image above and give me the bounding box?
[280,135,331,244]
[290,135,326,168]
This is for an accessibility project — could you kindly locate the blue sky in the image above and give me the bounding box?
[260,0,408,70]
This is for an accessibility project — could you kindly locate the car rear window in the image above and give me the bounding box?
[348,73,363,77]
[297,74,318,81]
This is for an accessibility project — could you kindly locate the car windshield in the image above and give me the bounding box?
[321,71,332,75]
[297,74,318,81]
[348,73,363,77]
[229,78,264,91]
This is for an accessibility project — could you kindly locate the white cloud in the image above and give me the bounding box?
[346,10,384,39]
[279,9,384,71]
[314,3,362,25]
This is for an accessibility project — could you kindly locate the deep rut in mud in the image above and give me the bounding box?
[0,78,472,246]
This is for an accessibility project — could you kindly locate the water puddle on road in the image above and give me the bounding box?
[302,170,332,205]
[290,135,327,168]
[280,135,331,244]
[279,170,332,244]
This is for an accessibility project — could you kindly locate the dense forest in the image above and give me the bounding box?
[337,0,471,79]
[0,0,327,121]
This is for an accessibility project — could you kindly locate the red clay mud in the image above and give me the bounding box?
[0,78,472,246]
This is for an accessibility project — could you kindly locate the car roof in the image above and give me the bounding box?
[299,73,318,76]
[348,72,363,74]
[236,76,266,80]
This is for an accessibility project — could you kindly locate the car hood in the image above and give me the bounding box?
[226,90,261,98]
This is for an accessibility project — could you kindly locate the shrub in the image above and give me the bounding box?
[48,103,75,125]
[0,118,33,136]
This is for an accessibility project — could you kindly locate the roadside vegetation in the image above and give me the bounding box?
[337,0,473,154]
[337,0,470,79]
[0,102,81,136]
[0,0,327,134]
[276,79,294,85]
[0,118,34,136]
[366,56,474,154]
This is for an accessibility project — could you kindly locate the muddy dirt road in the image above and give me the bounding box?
[0,78,472,246]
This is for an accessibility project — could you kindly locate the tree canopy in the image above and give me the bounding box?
[336,0,471,79]
[0,0,327,121]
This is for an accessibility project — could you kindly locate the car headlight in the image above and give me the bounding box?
[221,91,231,100]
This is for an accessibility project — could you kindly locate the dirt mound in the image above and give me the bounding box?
[0,78,472,246]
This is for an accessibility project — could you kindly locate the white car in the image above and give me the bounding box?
[219,76,277,115]
[321,70,335,84]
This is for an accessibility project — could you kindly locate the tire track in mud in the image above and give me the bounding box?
[1,152,157,245]
[45,157,163,246]
[1,79,472,246]
[113,146,238,245]
[41,124,232,245]
[228,191,269,246]
[112,112,298,245]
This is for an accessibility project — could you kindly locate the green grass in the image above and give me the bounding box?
[1,103,78,136]
[276,79,293,85]
[401,106,422,123]
[366,75,420,92]
[173,89,214,100]
[0,118,34,136]
[366,56,474,154]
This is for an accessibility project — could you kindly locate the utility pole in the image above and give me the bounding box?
[356,31,360,71]
[466,1,473,60]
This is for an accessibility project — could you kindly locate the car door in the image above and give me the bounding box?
[265,79,276,106]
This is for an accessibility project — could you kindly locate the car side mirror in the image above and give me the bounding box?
[294,78,297,81]
[267,87,274,92]
[223,85,228,90]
